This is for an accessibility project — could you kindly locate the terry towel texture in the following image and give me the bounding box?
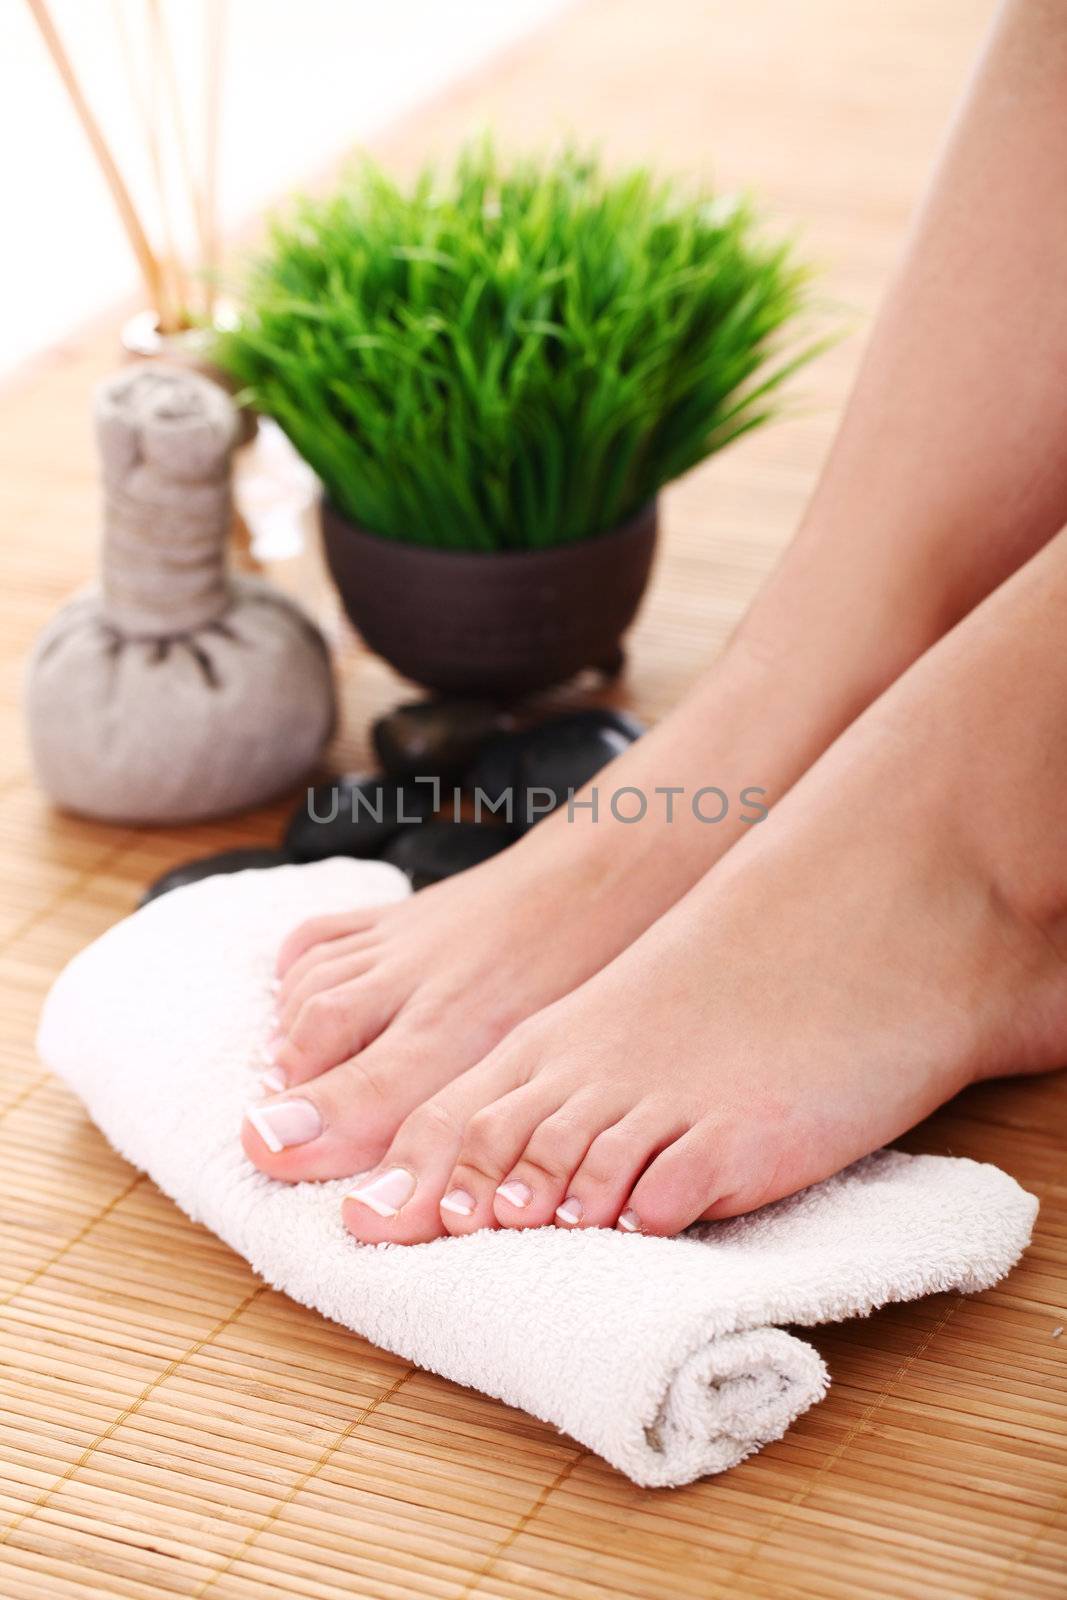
[37,858,1039,1487]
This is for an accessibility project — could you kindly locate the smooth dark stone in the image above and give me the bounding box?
[466,710,645,826]
[381,821,518,890]
[464,728,528,807]
[140,847,292,906]
[373,699,512,781]
[285,772,435,862]
[515,710,646,827]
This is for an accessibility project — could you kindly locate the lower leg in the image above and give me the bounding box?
[345,518,1067,1243]
[551,0,1067,908]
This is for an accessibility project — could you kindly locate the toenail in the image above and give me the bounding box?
[555,1196,583,1225]
[260,1066,286,1094]
[495,1180,532,1209]
[440,1188,476,1217]
[245,1098,322,1153]
[617,1210,641,1233]
[263,1031,284,1062]
[348,1167,416,1218]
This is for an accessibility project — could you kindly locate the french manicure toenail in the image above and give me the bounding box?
[556,1196,583,1225]
[349,1168,416,1218]
[245,1098,322,1153]
[260,1066,286,1094]
[440,1188,476,1217]
[618,1209,641,1233]
[496,1180,532,1209]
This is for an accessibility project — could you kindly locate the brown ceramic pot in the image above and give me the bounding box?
[320,500,658,697]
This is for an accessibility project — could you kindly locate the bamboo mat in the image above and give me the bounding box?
[1,0,1065,1595]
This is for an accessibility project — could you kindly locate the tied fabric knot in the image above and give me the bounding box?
[97,364,237,639]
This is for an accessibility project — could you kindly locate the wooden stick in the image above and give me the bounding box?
[143,0,190,324]
[24,0,168,326]
[110,0,180,330]
[201,0,227,321]
[148,0,207,321]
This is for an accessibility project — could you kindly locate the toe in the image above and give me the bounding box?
[617,1119,735,1236]
[268,972,395,1088]
[276,932,379,1023]
[341,1050,536,1244]
[489,1090,627,1229]
[552,1104,686,1230]
[247,992,547,1187]
[275,909,382,979]
[446,1080,571,1231]
[243,1033,418,1181]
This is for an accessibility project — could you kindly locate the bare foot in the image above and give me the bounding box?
[241,642,807,1181]
[338,542,1067,1242]
[243,825,653,1178]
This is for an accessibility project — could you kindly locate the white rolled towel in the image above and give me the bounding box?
[37,859,1038,1487]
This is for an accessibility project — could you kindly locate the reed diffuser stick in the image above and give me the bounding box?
[201,0,226,321]
[144,0,190,319]
[24,0,169,327]
[111,0,182,328]
[147,0,206,317]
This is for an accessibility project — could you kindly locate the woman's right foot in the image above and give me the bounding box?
[243,705,762,1181]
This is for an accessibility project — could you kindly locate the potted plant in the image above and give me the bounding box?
[216,142,817,696]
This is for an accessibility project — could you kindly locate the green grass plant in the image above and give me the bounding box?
[216,141,820,551]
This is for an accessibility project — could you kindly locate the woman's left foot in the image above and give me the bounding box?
[341,537,1067,1243]
[340,804,1064,1244]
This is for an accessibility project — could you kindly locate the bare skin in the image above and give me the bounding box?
[243,0,1067,1200]
[342,526,1067,1241]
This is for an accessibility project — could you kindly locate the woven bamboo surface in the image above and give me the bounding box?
[1,0,1064,1594]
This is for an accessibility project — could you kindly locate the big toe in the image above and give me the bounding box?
[340,1040,548,1244]
[242,1037,415,1181]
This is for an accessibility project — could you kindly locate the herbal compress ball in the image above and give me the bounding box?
[25,364,336,823]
